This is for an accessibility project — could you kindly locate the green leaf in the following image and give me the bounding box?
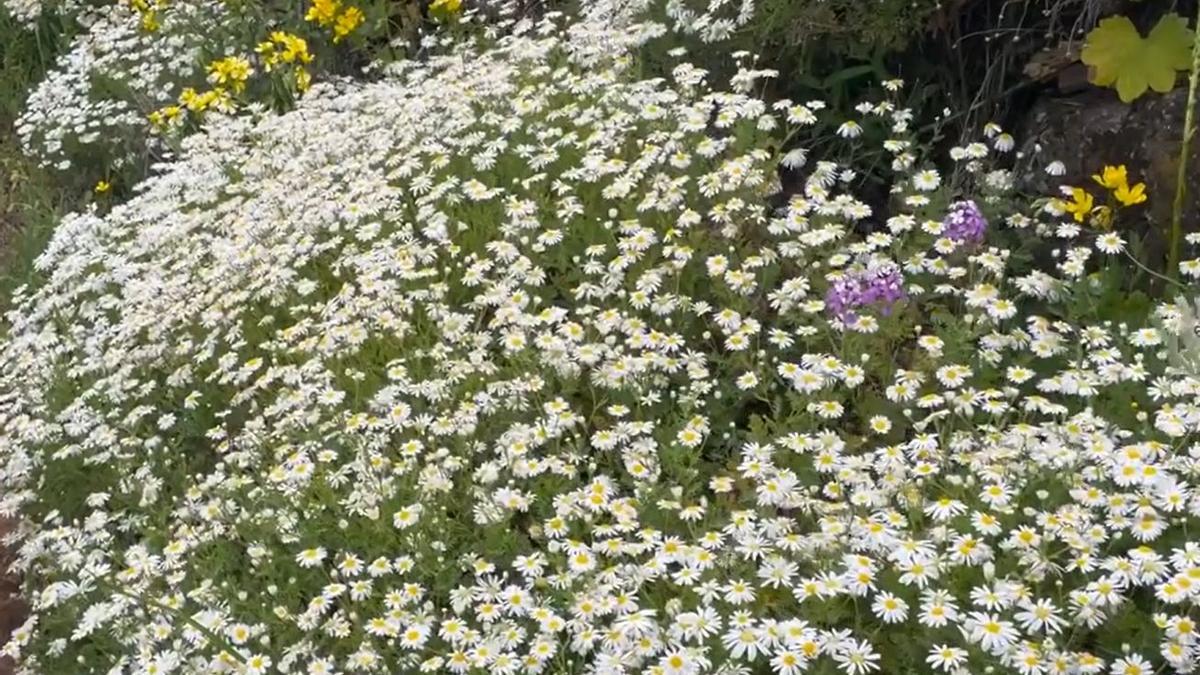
[1081,13,1194,102]
[822,64,876,88]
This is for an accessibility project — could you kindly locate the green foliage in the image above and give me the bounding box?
[0,4,73,123]
[0,140,68,326]
[636,0,941,102]
[1082,13,1194,103]
[0,4,79,324]
[1170,3,1200,281]
[751,0,942,60]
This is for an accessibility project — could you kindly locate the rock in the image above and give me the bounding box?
[1017,86,1200,238]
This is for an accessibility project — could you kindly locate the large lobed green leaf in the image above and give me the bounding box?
[1082,13,1194,103]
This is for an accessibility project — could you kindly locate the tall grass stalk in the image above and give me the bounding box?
[1169,4,1200,282]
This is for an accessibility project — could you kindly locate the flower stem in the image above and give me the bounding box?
[1169,3,1200,282]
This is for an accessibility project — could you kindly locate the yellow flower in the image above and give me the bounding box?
[94,180,112,195]
[207,56,253,93]
[295,68,312,93]
[308,0,363,41]
[1062,187,1094,223]
[147,105,183,128]
[179,88,202,111]
[333,6,364,42]
[430,0,463,19]
[126,0,164,31]
[258,33,312,71]
[1114,181,1148,207]
[278,34,313,64]
[306,0,340,27]
[1091,205,1114,230]
[255,39,276,62]
[179,88,229,113]
[209,88,236,113]
[1092,165,1129,191]
[1090,164,1149,208]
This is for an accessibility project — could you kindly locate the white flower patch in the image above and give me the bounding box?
[16,1,238,170]
[4,2,1200,675]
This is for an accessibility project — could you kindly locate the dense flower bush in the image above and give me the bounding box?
[2,0,79,26]
[7,1,1200,675]
[11,0,385,176]
[10,0,760,181]
[16,1,237,172]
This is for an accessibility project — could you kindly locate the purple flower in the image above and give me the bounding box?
[943,200,988,245]
[824,260,906,323]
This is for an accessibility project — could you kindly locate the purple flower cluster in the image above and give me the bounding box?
[943,199,988,245]
[824,261,906,323]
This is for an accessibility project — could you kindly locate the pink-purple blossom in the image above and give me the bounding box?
[943,200,988,244]
[825,260,906,323]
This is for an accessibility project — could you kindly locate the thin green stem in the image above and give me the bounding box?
[1121,248,1188,292]
[1169,3,1200,282]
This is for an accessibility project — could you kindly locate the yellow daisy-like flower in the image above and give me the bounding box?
[1114,180,1148,207]
[430,0,463,19]
[147,105,182,128]
[207,56,253,94]
[258,32,313,69]
[1061,187,1094,223]
[1089,164,1148,209]
[1092,164,1128,191]
[333,6,364,42]
[305,0,340,27]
